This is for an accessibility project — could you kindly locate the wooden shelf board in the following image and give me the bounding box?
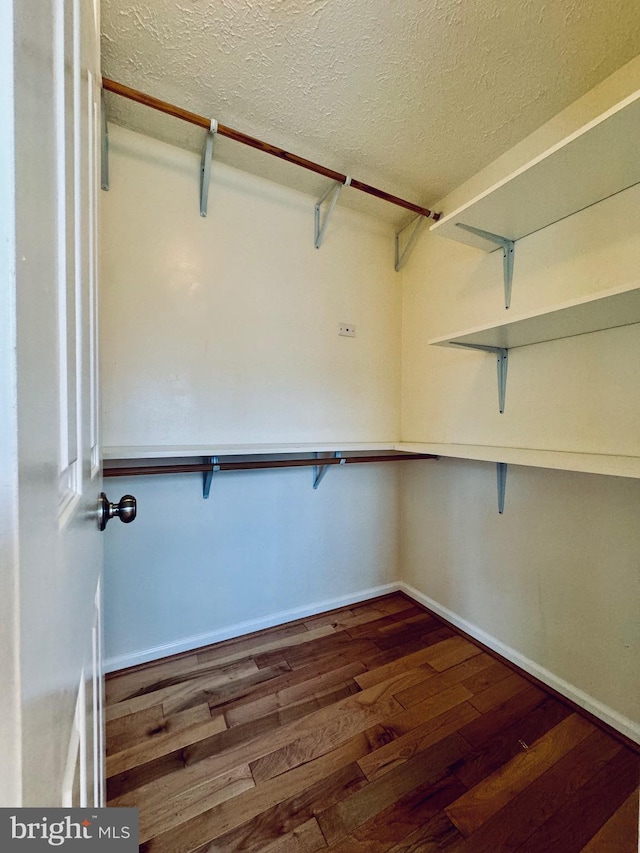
[396,442,640,479]
[428,282,640,350]
[430,89,640,250]
[102,442,398,460]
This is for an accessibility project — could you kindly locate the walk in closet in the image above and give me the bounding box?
[100,48,640,749]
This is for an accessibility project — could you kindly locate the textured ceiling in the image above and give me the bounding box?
[101,0,640,224]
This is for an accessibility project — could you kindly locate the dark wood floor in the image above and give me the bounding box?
[105,593,639,852]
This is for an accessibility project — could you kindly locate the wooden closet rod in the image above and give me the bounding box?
[104,453,437,478]
[102,78,440,221]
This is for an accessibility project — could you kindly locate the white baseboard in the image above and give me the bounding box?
[399,582,640,745]
[104,582,401,674]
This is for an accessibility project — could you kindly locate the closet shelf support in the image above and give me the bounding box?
[456,223,515,310]
[101,90,109,191]
[313,451,345,489]
[203,456,220,498]
[449,342,508,413]
[315,177,350,248]
[497,462,508,514]
[395,215,427,272]
[200,121,218,217]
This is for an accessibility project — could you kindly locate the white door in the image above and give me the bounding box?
[0,0,116,807]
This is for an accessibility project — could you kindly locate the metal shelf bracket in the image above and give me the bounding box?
[497,462,508,514]
[450,342,508,413]
[456,223,515,310]
[313,451,345,489]
[395,215,427,272]
[200,121,218,217]
[101,90,109,191]
[315,177,351,248]
[202,456,220,499]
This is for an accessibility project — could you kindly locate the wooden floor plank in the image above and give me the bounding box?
[221,660,366,725]
[196,622,315,664]
[110,751,253,811]
[108,658,267,705]
[322,773,466,852]
[249,695,403,783]
[106,711,228,781]
[394,653,496,708]
[106,705,164,756]
[106,659,264,718]
[107,702,213,757]
[110,669,419,800]
[355,653,439,690]
[301,607,358,630]
[141,736,373,853]
[268,638,381,674]
[105,653,201,706]
[445,713,596,836]
[316,737,468,846]
[303,603,421,634]
[468,673,532,714]
[372,595,419,615]
[423,636,484,672]
[192,763,366,853]
[514,748,639,853]
[255,631,374,671]
[451,696,572,789]
[360,628,456,672]
[458,659,513,695]
[191,663,292,717]
[107,689,340,800]
[134,764,254,843]
[226,676,362,729]
[457,684,548,748]
[367,616,445,651]
[445,728,623,853]
[359,703,480,783]
[578,789,639,853]
[106,593,639,853]
[196,624,335,668]
[257,818,328,853]
[345,613,418,639]
[376,611,438,634]
[385,811,464,852]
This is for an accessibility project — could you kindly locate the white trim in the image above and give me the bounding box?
[104,582,400,673]
[399,582,640,745]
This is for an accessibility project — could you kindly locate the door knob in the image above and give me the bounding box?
[98,492,137,531]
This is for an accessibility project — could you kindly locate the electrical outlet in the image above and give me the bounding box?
[339,323,356,337]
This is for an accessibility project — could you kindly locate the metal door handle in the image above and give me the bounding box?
[98,492,137,530]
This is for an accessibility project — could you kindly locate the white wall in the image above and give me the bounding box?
[101,126,400,447]
[400,461,640,739]
[400,57,640,739]
[104,464,400,670]
[100,126,402,669]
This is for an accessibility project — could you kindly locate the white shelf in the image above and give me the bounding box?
[102,441,640,482]
[102,442,397,460]
[428,282,640,350]
[396,442,640,480]
[430,89,640,250]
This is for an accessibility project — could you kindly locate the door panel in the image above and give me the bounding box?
[3,0,104,806]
